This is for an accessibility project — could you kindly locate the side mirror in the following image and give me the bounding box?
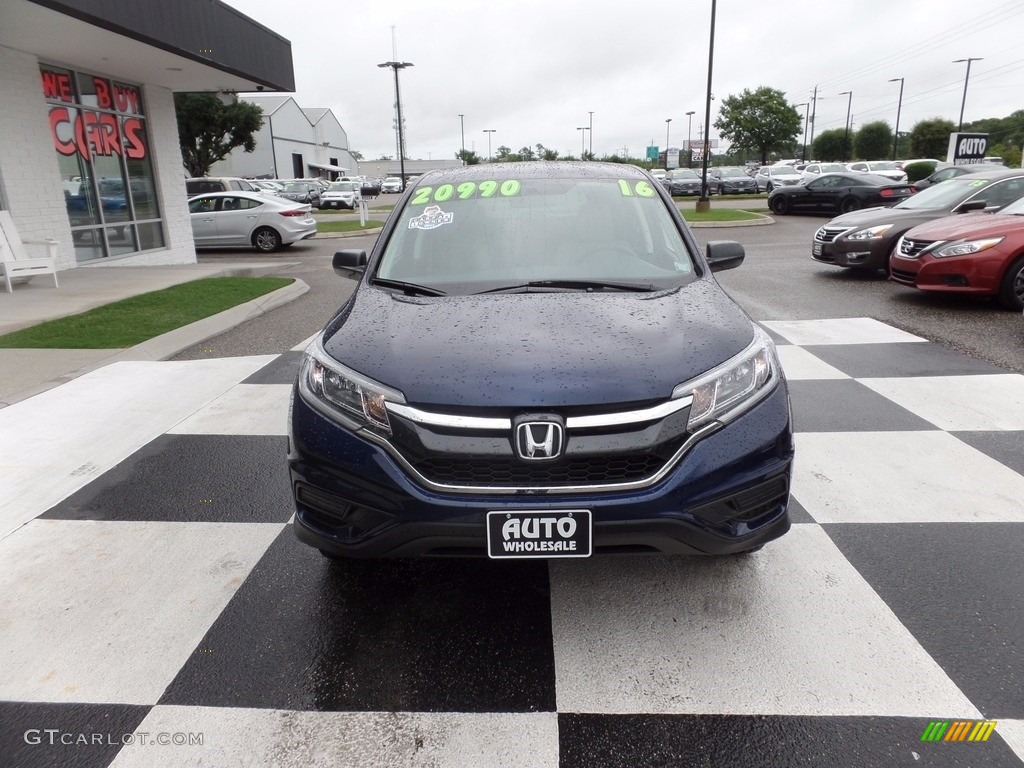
[333,249,368,279]
[955,199,987,213]
[705,240,745,273]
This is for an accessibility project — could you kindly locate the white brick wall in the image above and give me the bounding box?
[0,46,197,270]
[0,46,74,269]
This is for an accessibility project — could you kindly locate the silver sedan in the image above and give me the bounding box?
[188,192,317,252]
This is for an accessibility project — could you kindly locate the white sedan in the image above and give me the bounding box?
[845,161,908,183]
[188,192,317,252]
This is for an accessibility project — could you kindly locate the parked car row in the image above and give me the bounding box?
[809,168,1024,310]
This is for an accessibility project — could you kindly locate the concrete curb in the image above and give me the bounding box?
[688,212,775,228]
[0,278,309,408]
[314,228,383,239]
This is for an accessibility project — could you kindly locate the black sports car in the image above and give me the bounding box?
[768,173,915,215]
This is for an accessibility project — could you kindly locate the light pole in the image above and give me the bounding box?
[483,129,495,162]
[458,113,465,161]
[378,61,413,186]
[685,110,695,167]
[588,111,594,157]
[888,78,904,160]
[665,118,672,163]
[577,127,589,158]
[839,90,853,162]
[697,0,717,207]
[794,103,808,162]
[953,58,982,131]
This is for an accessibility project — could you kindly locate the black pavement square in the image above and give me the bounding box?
[241,351,304,386]
[0,701,150,768]
[558,714,1024,768]
[826,523,1024,719]
[787,378,938,433]
[952,431,1024,476]
[42,434,293,524]
[786,495,815,524]
[804,342,1010,379]
[159,528,557,713]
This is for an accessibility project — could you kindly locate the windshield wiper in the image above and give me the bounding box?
[480,279,656,294]
[370,278,446,296]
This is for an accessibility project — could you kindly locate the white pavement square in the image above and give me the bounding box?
[859,374,1024,431]
[792,431,1024,524]
[0,519,282,705]
[168,383,292,436]
[108,707,559,768]
[548,525,980,717]
[762,317,928,346]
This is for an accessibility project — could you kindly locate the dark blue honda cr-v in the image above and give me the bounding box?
[288,161,793,561]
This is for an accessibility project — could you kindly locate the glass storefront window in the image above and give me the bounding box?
[41,65,165,263]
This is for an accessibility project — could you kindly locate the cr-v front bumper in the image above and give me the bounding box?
[287,382,794,558]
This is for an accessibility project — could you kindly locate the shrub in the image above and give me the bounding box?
[904,161,937,184]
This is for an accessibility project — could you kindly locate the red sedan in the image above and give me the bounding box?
[889,198,1024,310]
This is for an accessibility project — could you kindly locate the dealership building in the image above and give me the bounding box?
[0,0,295,271]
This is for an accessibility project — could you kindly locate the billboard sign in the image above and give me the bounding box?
[946,133,989,165]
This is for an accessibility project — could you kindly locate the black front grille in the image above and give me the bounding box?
[898,237,934,257]
[814,226,849,244]
[414,453,667,487]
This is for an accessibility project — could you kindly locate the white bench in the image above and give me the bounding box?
[0,210,59,293]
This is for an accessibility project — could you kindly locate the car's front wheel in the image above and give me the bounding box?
[252,227,282,252]
[770,195,790,215]
[998,254,1024,310]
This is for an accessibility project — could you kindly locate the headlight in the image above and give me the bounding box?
[298,338,405,435]
[676,327,780,431]
[931,237,1004,258]
[846,224,893,241]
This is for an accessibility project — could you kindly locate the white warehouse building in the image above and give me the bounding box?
[208,95,357,181]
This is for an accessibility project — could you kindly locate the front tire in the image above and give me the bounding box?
[998,255,1024,310]
[253,227,282,253]
[770,195,790,215]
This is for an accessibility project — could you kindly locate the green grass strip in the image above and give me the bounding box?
[680,209,766,222]
[316,220,386,233]
[0,276,293,349]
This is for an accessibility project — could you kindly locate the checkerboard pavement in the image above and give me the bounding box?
[1,318,1022,767]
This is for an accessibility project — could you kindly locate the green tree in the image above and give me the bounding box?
[494,145,512,161]
[536,143,559,161]
[909,118,956,160]
[854,121,893,160]
[812,129,848,161]
[713,86,802,164]
[174,93,264,177]
[456,149,481,165]
[349,149,364,161]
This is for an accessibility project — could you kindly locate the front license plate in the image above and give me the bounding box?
[486,510,592,559]
[812,242,823,256]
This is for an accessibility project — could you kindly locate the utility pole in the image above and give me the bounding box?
[808,85,818,159]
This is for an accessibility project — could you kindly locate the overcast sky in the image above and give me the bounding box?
[225,0,1024,162]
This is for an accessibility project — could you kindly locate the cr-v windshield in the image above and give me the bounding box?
[375,176,697,295]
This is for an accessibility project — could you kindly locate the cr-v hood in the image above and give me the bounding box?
[321,279,756,408]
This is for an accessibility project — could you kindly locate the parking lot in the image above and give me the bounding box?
[1,215,1022,767]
